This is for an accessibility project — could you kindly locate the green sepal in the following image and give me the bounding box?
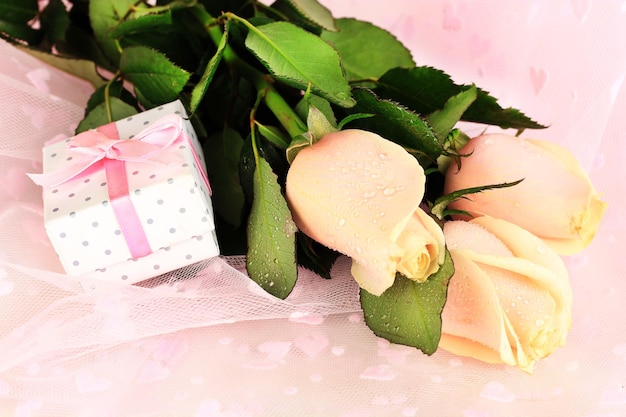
[307,104,337,142]
[286,132,313,164]
[431,179,524,220]
[295,94,337,129]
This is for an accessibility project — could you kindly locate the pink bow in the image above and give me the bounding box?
[29,114,185,188]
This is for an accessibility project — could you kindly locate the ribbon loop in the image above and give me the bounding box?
[28,114,185,188]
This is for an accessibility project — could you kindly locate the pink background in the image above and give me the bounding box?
[0,1,625,416]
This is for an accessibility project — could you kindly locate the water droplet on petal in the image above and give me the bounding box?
[364,191,376,199]
[383,187,395,196]
[379,153,388,160]
[338,218,346,227]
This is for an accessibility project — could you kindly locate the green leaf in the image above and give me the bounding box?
[75,97,138,133]
[119,45,191,107]
[89,0,136,65]
[246,156,298,299]
[109,10,173,38]
[296,233,340,279]
[0,20,40,44]
[132,0,197,15]
[270,0,336,32]
[256,123,290,149]
[347,87,443,161]
[244,21,354,107]
[360,249,454,355]
[190,19,229,114]
[40,0,70,44]
[17,46,105,87]
[54,25,113,72]
[205,128,246,227]
[377,67,545,130]
[85,81,136,114]
[321,18,414,82]
[0,0,38,23]
[427,85,477,141]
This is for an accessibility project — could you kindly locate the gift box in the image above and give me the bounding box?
[29,100,220,285]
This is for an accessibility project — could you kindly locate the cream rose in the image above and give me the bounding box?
[440,216,572,373]
[286,129,445,296]
[444,133,606,255]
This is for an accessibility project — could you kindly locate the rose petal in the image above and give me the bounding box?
[441,219,572,372]
[444,134,607,254]
[396,209,445,282]
[286,130,426,295]
[440,252,516,366]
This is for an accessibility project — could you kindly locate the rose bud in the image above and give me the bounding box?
[444,134,606,255]
[286,129,445,296]
[440,217,572,373]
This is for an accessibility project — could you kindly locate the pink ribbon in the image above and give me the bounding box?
[29,114,211,260]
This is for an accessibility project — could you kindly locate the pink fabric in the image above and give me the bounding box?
[0,1,625,416]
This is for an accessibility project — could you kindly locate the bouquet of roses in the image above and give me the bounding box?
[1,0,606,372]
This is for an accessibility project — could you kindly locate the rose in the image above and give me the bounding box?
[444,133,606,255]
[286,129,445,296]
[440,216,572,373]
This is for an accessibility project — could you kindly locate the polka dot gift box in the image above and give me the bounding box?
[28,100,220,286]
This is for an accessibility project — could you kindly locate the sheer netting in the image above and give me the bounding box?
[1,1,626,416]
